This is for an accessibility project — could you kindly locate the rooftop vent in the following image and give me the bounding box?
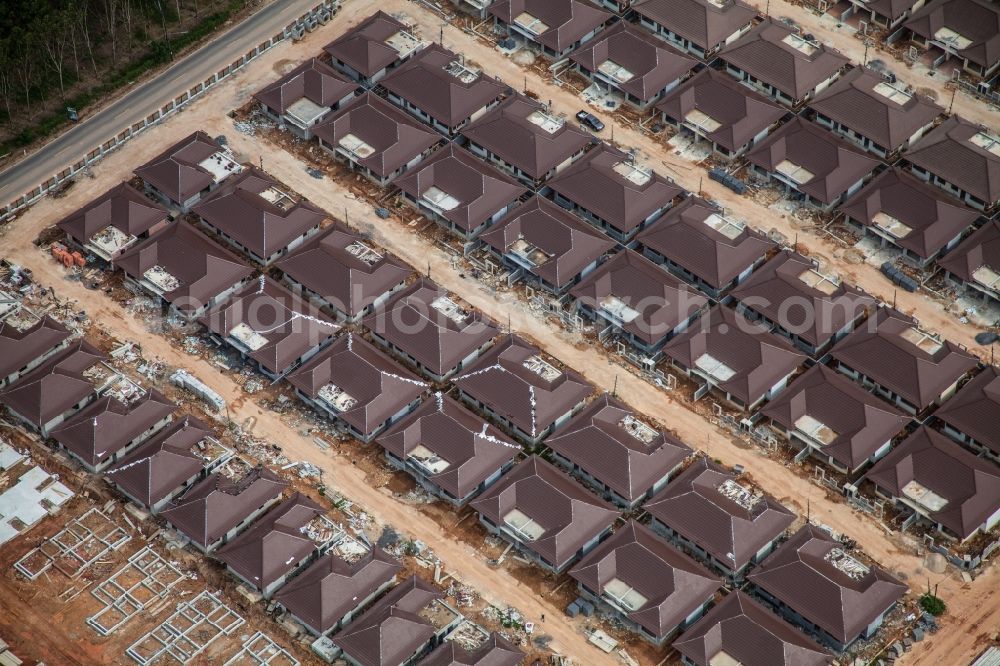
[338,133,376,160]
[774,159,815,185]
[970,131,1000,157]
[872,81,913,105]
[794,414,838,445]
[694,353,736,382]
[513,12,549,36]
[718,478,764,510]
[503,508,546,541]
[384,29,423,59]
[599,295,642,324]
[318,383,358,412]
[798,267,840,295]
[899,325,943,355]
[933,26,972,50]
[522,354,562,382]
[345,240,383,266]
[871,211,913,239]
[824,547,870,579]
[422,186,462,212]
[509,236,552,267]
[444,60,480,84]
[229,322,269,351]
[619,414,657,443]
[603,578,649,612]
[526,109,564,134]
[683,108,722,133]
[702,213,745,240]
[143,265,181,293]
[430,295,470,324]
[781,32,820,56]
[597,59,635,84]
[612,160,653,186]
[408,443,451,474]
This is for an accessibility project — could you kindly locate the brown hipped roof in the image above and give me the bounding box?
[333,575,444,666]
[323,11,415,79]
[377,394,519,501]
[905,115,1000,206]
[479,196,615,290]
[275,546,403,635]
[568,22,698,102]
[471,456,620,568]
[420,632,524,666]
[105,416,217,508]
[313,92,442,180]
[934,365,1000,457]
[134,131,234,205]
[160,466,287,548]
[277,222,414,318]
[761,365,911,471]
[547,394,693,503]
[200,277,339,377]
[865,426,1000,539]
[113,221,254,316]
[571,249,708,347]
[362,278,499,379]
[57,182,168,246]
[0,316,72,383]
[657,68,787,154]
[905,0,1000,70]
[214,493,326,591]
[394,145,529,234]
[489,0,612,53]
[672,590,832,666]
[808,68,942,152]
[254,57,357,115]
[381,44,505,130]
[645,457,795,571]
[637,197,776,292]
[192,168,327,260]
[662,305,806,407]
[460,94,592,182]
[937,219,1000,285]
[719,20,849,101]
[547,144,684,235]
[50,389,175,467]
[747,118,880,206]
[570,520,719,641]
[748,525,906,645]
[730,250,876,349]
[453,336,593,440]
[0,340,105,429]
[287,333,427,437]
[839,167,980,260]
[633,0,757,53]
[829,307,978,411]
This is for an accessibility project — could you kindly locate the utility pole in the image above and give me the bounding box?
[612,374,618,397]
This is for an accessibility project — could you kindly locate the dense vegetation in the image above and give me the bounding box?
[0,0,249,153]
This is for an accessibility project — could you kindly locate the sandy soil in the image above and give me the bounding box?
[1,1,998,664]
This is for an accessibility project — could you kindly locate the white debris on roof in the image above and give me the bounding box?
[477,423,519,450]
[527,385,538,439]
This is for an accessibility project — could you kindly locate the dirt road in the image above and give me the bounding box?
[1,2,997,663]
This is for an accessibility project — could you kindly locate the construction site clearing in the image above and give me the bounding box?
[4,1,1000,666]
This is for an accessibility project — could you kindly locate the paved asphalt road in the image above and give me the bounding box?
[0,0,322,205]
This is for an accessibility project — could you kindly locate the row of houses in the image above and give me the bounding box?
[28,15,1000,665]
[0,308,522,666]
[270,11,1000,303]
[451,0,1000,86]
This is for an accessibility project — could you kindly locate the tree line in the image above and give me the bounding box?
[0,0,243,151]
